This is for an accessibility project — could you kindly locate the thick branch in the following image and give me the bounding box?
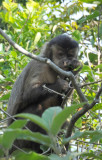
[0,28,88,103]
[65,84,102,149]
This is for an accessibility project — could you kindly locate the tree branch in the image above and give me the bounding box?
[80,79,102,88]
[0,28,88,103]
[65,83,102,149]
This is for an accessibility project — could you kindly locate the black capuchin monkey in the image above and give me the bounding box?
[7,33,82,153]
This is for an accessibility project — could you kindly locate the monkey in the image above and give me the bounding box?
[7,33,82,153]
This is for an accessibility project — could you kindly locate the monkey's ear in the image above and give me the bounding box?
[40,42,52,59]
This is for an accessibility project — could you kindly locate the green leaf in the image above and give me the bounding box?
[2,128,51,150]
[49,154,69,160]
[0,135,4,157]
[11,51,17,59]
[42,107,62,130]
[0,93,10,101]
[14,150,50,160]
[63,130,102,145]
[3,2,10,11]
[8,119,28,129]
[81,65,91,72]
[2,129,20,149]
[16,113,48,132]
[78,10,100,24]
[92,103,102,111]
[86,10,99,21]
[99,23,102,38]
[79,152,102,159]
[49,152,99,160]
[90,132,102,143]
[72,30,82,41]
[18,130,51,147]
[50,104,82,135]
[1,120,27,149]
[95,64,102,69]
[75,118,82,128]
[26,1,39,12]
[78,17,87,24]
[79,0,102,4]
[34,32,41,46]
[89,53,97,63]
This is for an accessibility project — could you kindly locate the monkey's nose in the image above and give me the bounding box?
[64,61,72,67]
[63,61,73,71]
[63,61,68,66]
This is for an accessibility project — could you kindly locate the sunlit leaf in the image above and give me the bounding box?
[34,32,41,46]
[3,2,10,11]
[26,1,39,12]
[75,118,82,128]
[11,51,17,59]
[72,22,78,29]
[81,65,91,72]
[92,103,102,111]
[79,0,101,4]
[0,93,10,101]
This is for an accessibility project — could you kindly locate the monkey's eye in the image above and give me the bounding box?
[58,52,64,57]
[67,54,73,58]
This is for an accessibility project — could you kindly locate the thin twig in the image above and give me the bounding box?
[77,140,102,146]
[0,108,31,131]
[0,109,32,153]
[42,84,65,97]
[80,79,102,88]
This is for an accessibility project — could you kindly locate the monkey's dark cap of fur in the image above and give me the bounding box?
[49,34,79,49]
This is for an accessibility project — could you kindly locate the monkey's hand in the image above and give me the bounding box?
[72,61,83,75]
[56,78,69,93]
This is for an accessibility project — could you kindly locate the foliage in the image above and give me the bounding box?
[1,106,102,159]
[1,104,102,158]
[0,0,102,159]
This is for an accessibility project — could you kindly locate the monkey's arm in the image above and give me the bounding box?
[23,78,68,105]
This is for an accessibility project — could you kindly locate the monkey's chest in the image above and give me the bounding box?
[36,66,57,84]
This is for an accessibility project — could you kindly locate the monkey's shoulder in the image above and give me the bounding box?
[24,59,57,84]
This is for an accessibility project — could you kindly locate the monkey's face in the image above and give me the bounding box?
[51,45,82,74]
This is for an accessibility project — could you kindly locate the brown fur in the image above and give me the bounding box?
[7,34,82,153]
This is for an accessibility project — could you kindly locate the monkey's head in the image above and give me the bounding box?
[41,34,82,74]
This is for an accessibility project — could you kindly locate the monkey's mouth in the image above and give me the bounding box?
[63,65,74,71]
[64,64,82,74]
[68,65,74,71]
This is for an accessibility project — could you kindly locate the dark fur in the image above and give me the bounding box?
[7,34,81,153]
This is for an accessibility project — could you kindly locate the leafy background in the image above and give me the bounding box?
[0,0,102,159]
